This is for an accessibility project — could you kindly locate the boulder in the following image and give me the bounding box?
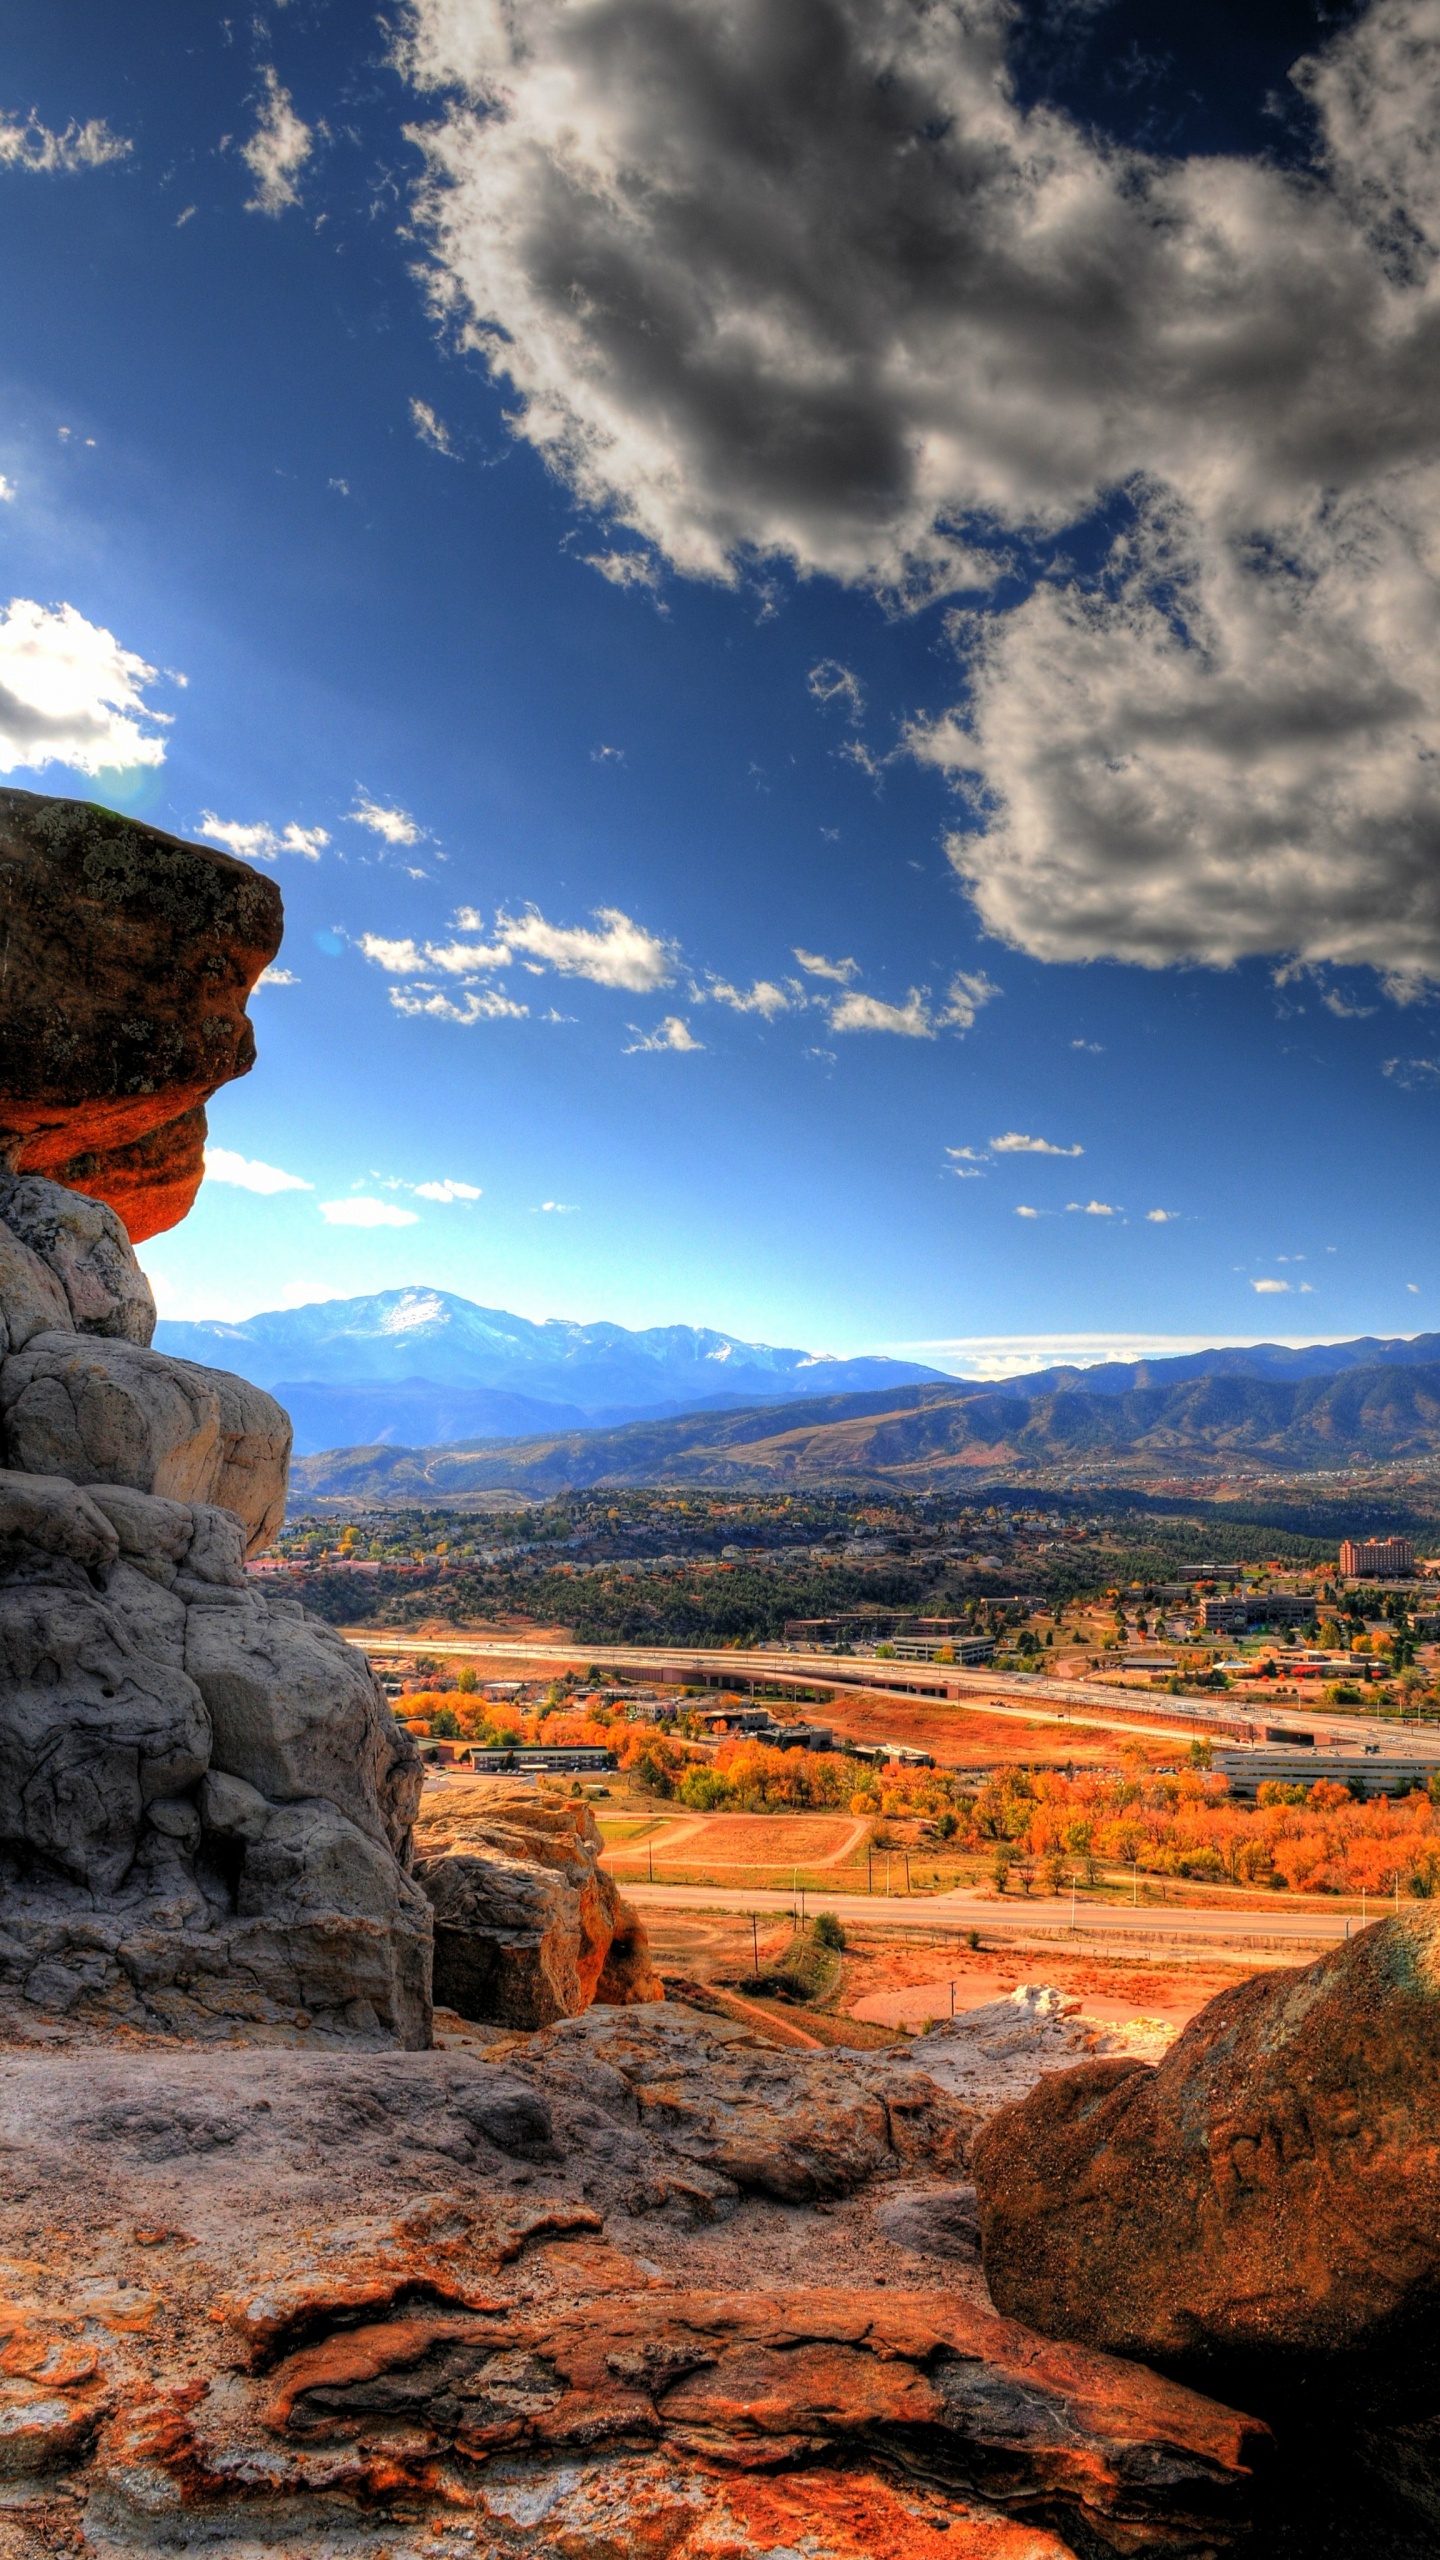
[412,1782,662,2027]
[971,1911,1440,2375]
[0,792,282,1243]
[0,1174,155,1344]
[0,1333,289,1555]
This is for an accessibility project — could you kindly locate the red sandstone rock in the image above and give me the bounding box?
[971,1909,1440,2371]
[0,791,282,1242]
[413,1782,663,2025]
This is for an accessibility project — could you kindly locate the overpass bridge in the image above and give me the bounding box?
[352,1631,1440,1769]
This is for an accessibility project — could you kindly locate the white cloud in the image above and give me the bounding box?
[1015,1205,1041,1219]
[1409,1281,1421,1292]
[351,794,422,846]
[389,985,528,1023]
[198,813,328,862]
[1146,1208,1176,1223]
[947,1146,988,1163]
[991,1131,1083,1157]
[808,660,864,722]
[359,932,425,974]
[421,935,513,973]
[242,67,312,216]
[399,0,1440,985]
[829,987,933,1037]
[255,965,299,987]
[0,112,129,173]
[1066,1200,1117,1216]
[703,976,793,1017]
[412,1178,482,1202]
[204,1146,312,1196]
[0,478,14,504]
[584,549,660,589]
[1253,1278,1291,1294]
[1384,1056,1440,1088]
[1322,988,1377,1018]
[794,948,858,984]
[411,398,457,456]
[0,599,167,775]
[940,970,1001,1031]
[537,1199,576,1212]
[625,1014,703,1052]
[319,1197,420,1228]
[498,904,675,990]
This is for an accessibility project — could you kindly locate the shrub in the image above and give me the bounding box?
[812,1911,846,1951]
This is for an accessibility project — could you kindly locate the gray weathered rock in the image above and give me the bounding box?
[87,1482,195,1583]
[0,1562,211,1896]
[0,1468,120,1568]
[184,1586,422,1855]
[0,1172,155,1345]
[208,1367,290,1553]
[0,1333,289,1554]
[0,1220,72,1355]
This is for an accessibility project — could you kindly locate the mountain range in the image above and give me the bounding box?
[287,1358,1440,1502]
[153,1290,950,1453]
[154,1288,1440,1492]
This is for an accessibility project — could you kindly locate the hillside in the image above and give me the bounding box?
[287,1358,1440,1499]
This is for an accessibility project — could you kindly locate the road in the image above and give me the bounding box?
[353,1629,1440,1764]
[618,1877,1365,1950]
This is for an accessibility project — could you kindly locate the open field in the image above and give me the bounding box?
[641,1903,1294,2051]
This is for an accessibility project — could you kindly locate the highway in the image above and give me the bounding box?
[354,1629,1440,1765]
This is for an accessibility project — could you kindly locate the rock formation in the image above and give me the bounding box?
[0,790,435,2049]
[0,791,282,1240]
[971,1912,1440,2379]
[413,1781,664,2025]
[0,1164,431,2043]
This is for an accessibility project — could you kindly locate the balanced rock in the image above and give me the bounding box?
[972,1911,1440,2373]
[0,790,282,1241]
[413,1781,663,2027]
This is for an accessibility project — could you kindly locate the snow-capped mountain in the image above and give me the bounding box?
[153,1289,949,1453]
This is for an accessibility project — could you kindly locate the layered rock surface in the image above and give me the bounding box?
[0,792,282,1241]
[0,2028,1271,2560]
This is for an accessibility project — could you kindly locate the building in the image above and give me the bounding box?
[1216,1749,1440,1800]
[1198,1595,1316,1633]
[466,1745,616,1774]
[1340,1537,1415,1578]
[890,1634,996,1664]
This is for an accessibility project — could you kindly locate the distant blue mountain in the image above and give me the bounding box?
[154,1289,951,1455]
[993,1335,1440,1397]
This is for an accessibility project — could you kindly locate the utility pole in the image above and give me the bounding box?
[752,1914,759,1978]
[1070,1871,1077,1933]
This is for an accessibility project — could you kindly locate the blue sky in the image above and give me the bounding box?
[5,0,1440,1375]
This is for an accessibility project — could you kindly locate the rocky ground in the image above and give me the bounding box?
[0,1991,1276,2560]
